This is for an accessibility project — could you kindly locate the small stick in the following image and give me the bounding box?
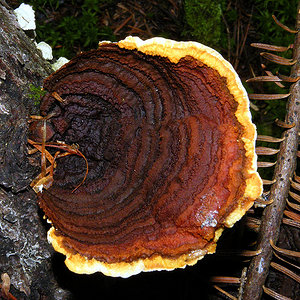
[276,73,300,82]
[256,135,285,142]
[254,197,274,206]
[264,70,285,88]
[251,43,292,52]
[213,285,237,300]
[262,178,277,185]
[248,93,290,100]
[290,179,300,191]
[283,210,300,222]
[270,239,300,258]
[272,15,298,33]
[41,143,89,192]
[210,276,240,284]
[272,252,300,270]
[114,15,133,34]
[294,173,300,183]
[282,217,300,228]
[289,191,300,203]
[260,52,296,65]
[275,118,295,128]
[1,273,10,299]
[246,75,282,83]
[52,91,65,103]
[270,262,300,283]
[286,199,300,211]
[257,161,276,168]
[28,139,55,164]
[262,285,292,300]
[255,147,280,155]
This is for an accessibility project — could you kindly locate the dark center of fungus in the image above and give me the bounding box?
[36,42,248,266]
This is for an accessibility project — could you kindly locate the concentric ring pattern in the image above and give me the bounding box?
[35,37,262,277]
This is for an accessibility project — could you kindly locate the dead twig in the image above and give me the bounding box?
[242,5,300,299]
[272,14,298,33]
[262,285,292,300]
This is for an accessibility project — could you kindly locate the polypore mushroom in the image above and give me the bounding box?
[31,36,262,278]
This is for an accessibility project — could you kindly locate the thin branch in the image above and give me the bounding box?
[242,4,300,299]
[248,93,290,100]
[213,285,237,300]
[270,262,300,283]
[272,14,298,33]
[251,43,292,52]
[256,135,285,142]
[255,147,280,155]
[262,286,292,300]
[273,251,300,270]
[270,239,300,258]
[210,276,241,284]
[260,52,296,65]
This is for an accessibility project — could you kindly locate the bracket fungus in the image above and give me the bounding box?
[29,36,262,278]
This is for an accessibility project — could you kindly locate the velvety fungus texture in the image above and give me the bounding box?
[34,37,262,277]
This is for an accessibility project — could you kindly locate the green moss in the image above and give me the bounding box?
[183,0,224,49]
[253,0,298,48]
[27,84,47,106]
[25,0,117,58]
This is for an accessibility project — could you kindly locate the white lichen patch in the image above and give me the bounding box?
[0,103,10,115]
[52,57,70,71]
[14,3,36,30]
[36,41,53,60]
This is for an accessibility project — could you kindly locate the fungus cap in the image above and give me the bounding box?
[35,36,262,277]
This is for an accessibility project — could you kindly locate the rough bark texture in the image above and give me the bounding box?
[243,3,300,299]
[0,1,70,298]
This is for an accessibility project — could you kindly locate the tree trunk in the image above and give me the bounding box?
[0,1,70,298]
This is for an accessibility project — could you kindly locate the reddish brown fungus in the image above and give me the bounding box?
[30,37,262,277]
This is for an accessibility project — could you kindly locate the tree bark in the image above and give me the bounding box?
[0,1,70,298]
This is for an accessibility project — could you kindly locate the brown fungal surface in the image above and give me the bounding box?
[33,37,262,277]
